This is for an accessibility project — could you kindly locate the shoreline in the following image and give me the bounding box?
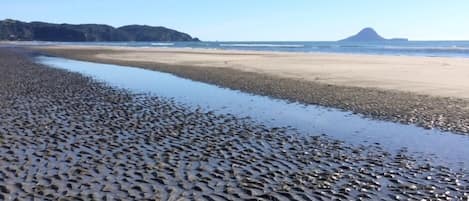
[3,41,469,59]
[1,47,468,200]
[33,45,469,134]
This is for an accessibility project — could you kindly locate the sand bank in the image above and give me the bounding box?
[38,45,469,99]
[34,45,469,134]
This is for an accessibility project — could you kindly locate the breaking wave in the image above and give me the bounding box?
[151,43,174,46]
[219,43,304,48]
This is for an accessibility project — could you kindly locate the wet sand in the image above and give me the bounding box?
[34,45,469,134]
[1,48,468,200]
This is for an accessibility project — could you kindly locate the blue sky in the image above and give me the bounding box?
[1,0,467,41]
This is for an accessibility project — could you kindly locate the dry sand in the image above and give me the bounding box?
[39,45,469,99]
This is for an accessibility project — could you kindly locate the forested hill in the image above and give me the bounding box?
[0,19,199,42]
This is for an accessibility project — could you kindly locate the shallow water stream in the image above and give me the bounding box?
[36,56,469,169]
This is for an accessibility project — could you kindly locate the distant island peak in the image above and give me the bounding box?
[339,27,408,42]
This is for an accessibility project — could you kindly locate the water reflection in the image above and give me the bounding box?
[36,56,469,169]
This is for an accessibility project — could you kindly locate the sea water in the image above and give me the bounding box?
[26,40,469,58]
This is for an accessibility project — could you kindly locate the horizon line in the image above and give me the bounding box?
[2,18,468,42]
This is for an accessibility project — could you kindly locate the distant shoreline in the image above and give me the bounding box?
[33,45,469,134]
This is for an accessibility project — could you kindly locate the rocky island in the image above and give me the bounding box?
[0,19,199,42]
[340,27,408,42]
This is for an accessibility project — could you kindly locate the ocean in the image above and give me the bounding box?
[27,40,469,58]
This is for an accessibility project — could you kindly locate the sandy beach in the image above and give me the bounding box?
[34,45,469,134]
[2,0,468,200]
[1,47,468,200]
[37,45,469,99]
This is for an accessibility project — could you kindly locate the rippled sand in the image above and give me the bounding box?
[1,48,468,200]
